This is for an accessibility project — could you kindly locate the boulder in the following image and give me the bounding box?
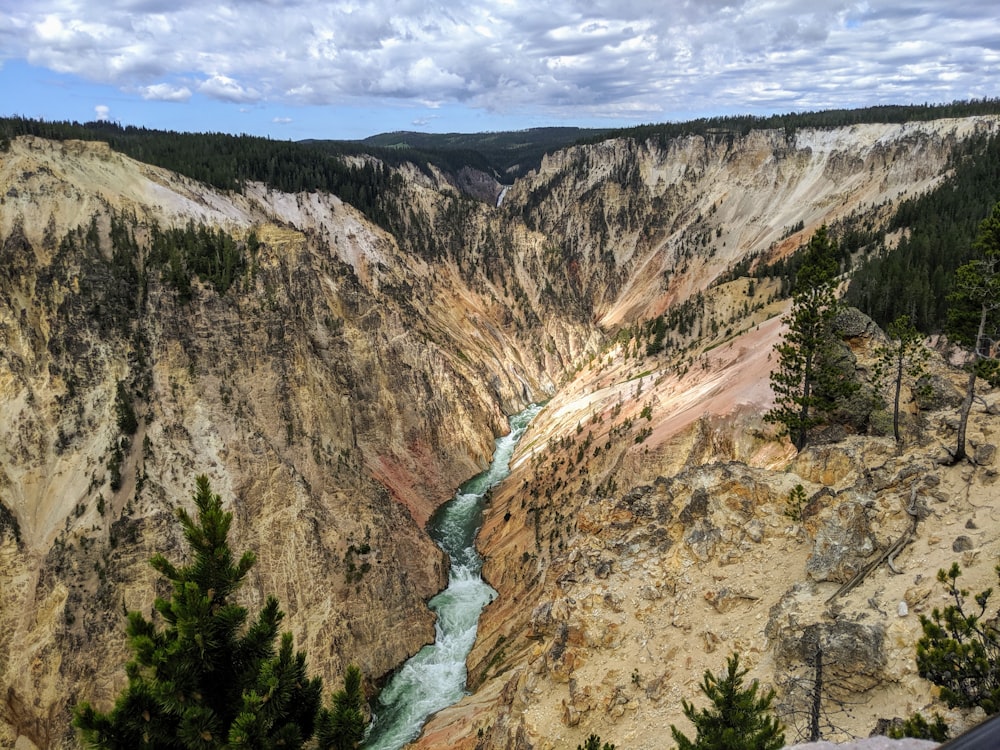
[914,373,963,411]
[806,496,875,583]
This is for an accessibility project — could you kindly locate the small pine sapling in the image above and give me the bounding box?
[671,653,784,750]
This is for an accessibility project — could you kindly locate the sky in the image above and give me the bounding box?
[1,1,998,142]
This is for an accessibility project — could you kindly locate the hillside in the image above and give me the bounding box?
[0,113,999,749]
[357,127,610,183]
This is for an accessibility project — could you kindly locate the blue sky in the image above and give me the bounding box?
[1,1,998,141]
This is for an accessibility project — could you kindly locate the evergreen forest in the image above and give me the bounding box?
[844,129,1000,332]
[5,98,1000,337]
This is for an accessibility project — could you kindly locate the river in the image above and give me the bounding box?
[363,404,541,750]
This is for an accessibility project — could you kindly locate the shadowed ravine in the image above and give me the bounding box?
[363,404,542,750]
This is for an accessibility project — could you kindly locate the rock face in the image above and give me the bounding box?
[0,137,571,748]
[1,115,999,748]
[805,493,878,583]
[421,406,1000,750]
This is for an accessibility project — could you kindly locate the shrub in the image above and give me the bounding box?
[916,562,1000,713]
[887,712,949,742]
[785,485,807,522]
[577,735,615,750]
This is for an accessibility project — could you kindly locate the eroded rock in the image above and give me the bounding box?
[806,494,876,583]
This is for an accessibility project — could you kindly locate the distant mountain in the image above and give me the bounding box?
[358,126,610,181]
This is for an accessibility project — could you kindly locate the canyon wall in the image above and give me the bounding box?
[1,116,998,748]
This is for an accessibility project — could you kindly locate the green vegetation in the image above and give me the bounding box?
[916,562,1000,713]
[748,233,853,301]
[765,227,857,450]
[343,544,372,584]
[845,130,1000,333]
[576,735,616,750]
[114,381,139,436]
[316,666,366,750]
[72,207,253,304]
[784,484,807,522]
[359,126,610,181]
[0,117,404,233]
[74,475,366,750]
[945,202,1000,463]
[150,220,248,299]
[888,712,950,742]
[671,653,784,750]
[8,102,999,200]
[871,315,930,444]
[589,99,1000,147]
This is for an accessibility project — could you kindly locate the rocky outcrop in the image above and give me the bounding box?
[805,493,878,583]
[416,387,1000,750]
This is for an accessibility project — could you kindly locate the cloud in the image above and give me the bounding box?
[140,82,192,101]
[2,0,998,124]
[198,74,261,103]
[272,116,293,124]
[94,104,110,121]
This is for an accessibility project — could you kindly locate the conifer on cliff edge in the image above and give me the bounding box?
[671,652,784,750]
[74,475,361,750]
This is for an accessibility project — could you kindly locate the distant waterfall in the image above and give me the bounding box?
[363,404,541,750]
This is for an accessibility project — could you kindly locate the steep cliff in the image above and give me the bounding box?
[418,116,1000,748]
[1,115,998,749]
[432,371,999,749]
[0,135,578,749]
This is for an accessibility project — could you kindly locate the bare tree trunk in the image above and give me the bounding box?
[810,646,823,742]
[953,367,977,463]
[893,344,904,443]
[953,303,988,464]
[796,353,813,452]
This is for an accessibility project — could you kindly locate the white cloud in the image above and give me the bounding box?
[2,0,998,124]
[140,82,192,101]
[34,15,71,43]
[198,74,261,103]
[94,104,110,120]
[272,116,293,124]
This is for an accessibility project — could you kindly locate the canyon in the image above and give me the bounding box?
[1,115,999,749]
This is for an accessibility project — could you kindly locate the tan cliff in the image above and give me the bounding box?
[0,135,574,749]
[415,118,1000,748]
[423,328,1000,749]
[0,115,998,749]
[501,118,998,326]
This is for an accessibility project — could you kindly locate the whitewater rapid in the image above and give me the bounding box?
[363,404,541,750]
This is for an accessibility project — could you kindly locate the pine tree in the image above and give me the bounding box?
[576,734,615,750]
[871,315,929,444]
[671,653,784,750]
[316,665,366,750]
[74,475,327,749]
[766,226,854,450]
[888,712,950,742]
[916,562,1000,713]
[946,201,1000,463]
